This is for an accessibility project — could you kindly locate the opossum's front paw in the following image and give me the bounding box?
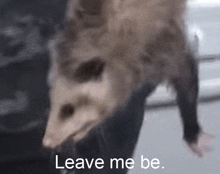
[185,132,214,157]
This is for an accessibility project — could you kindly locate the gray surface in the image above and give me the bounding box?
[128,100,220,174]
[187,5,220,56]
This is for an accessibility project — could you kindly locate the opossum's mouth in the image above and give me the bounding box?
[55,121,98,151]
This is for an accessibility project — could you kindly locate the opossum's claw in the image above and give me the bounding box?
[185,132,214,158]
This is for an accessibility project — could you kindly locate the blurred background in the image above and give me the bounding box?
[0,0,66,173]
[0,0,219,174]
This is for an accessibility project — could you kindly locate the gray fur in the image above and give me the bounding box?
[43,0,206,166]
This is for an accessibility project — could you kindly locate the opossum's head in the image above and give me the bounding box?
[42,0,135,149]
[43,57,127,149]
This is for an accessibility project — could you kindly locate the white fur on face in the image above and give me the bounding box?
[43,71,119,149]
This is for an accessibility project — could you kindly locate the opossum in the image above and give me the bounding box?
[43,0,211,171]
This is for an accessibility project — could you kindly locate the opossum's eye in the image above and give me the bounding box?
[74,57,105,82]
[60,104,75,118]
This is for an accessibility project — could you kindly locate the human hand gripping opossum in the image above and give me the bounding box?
[42,0,212,173]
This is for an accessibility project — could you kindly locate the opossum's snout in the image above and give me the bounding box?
[43,104,75,149]
[42,135,59,149]
[42,103,103,149]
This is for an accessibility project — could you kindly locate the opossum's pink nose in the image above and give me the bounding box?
[42,136,57,149]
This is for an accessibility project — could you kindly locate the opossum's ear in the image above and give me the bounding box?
[74,57,105,82]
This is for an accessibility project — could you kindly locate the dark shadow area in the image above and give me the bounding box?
[0,0,67,173]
